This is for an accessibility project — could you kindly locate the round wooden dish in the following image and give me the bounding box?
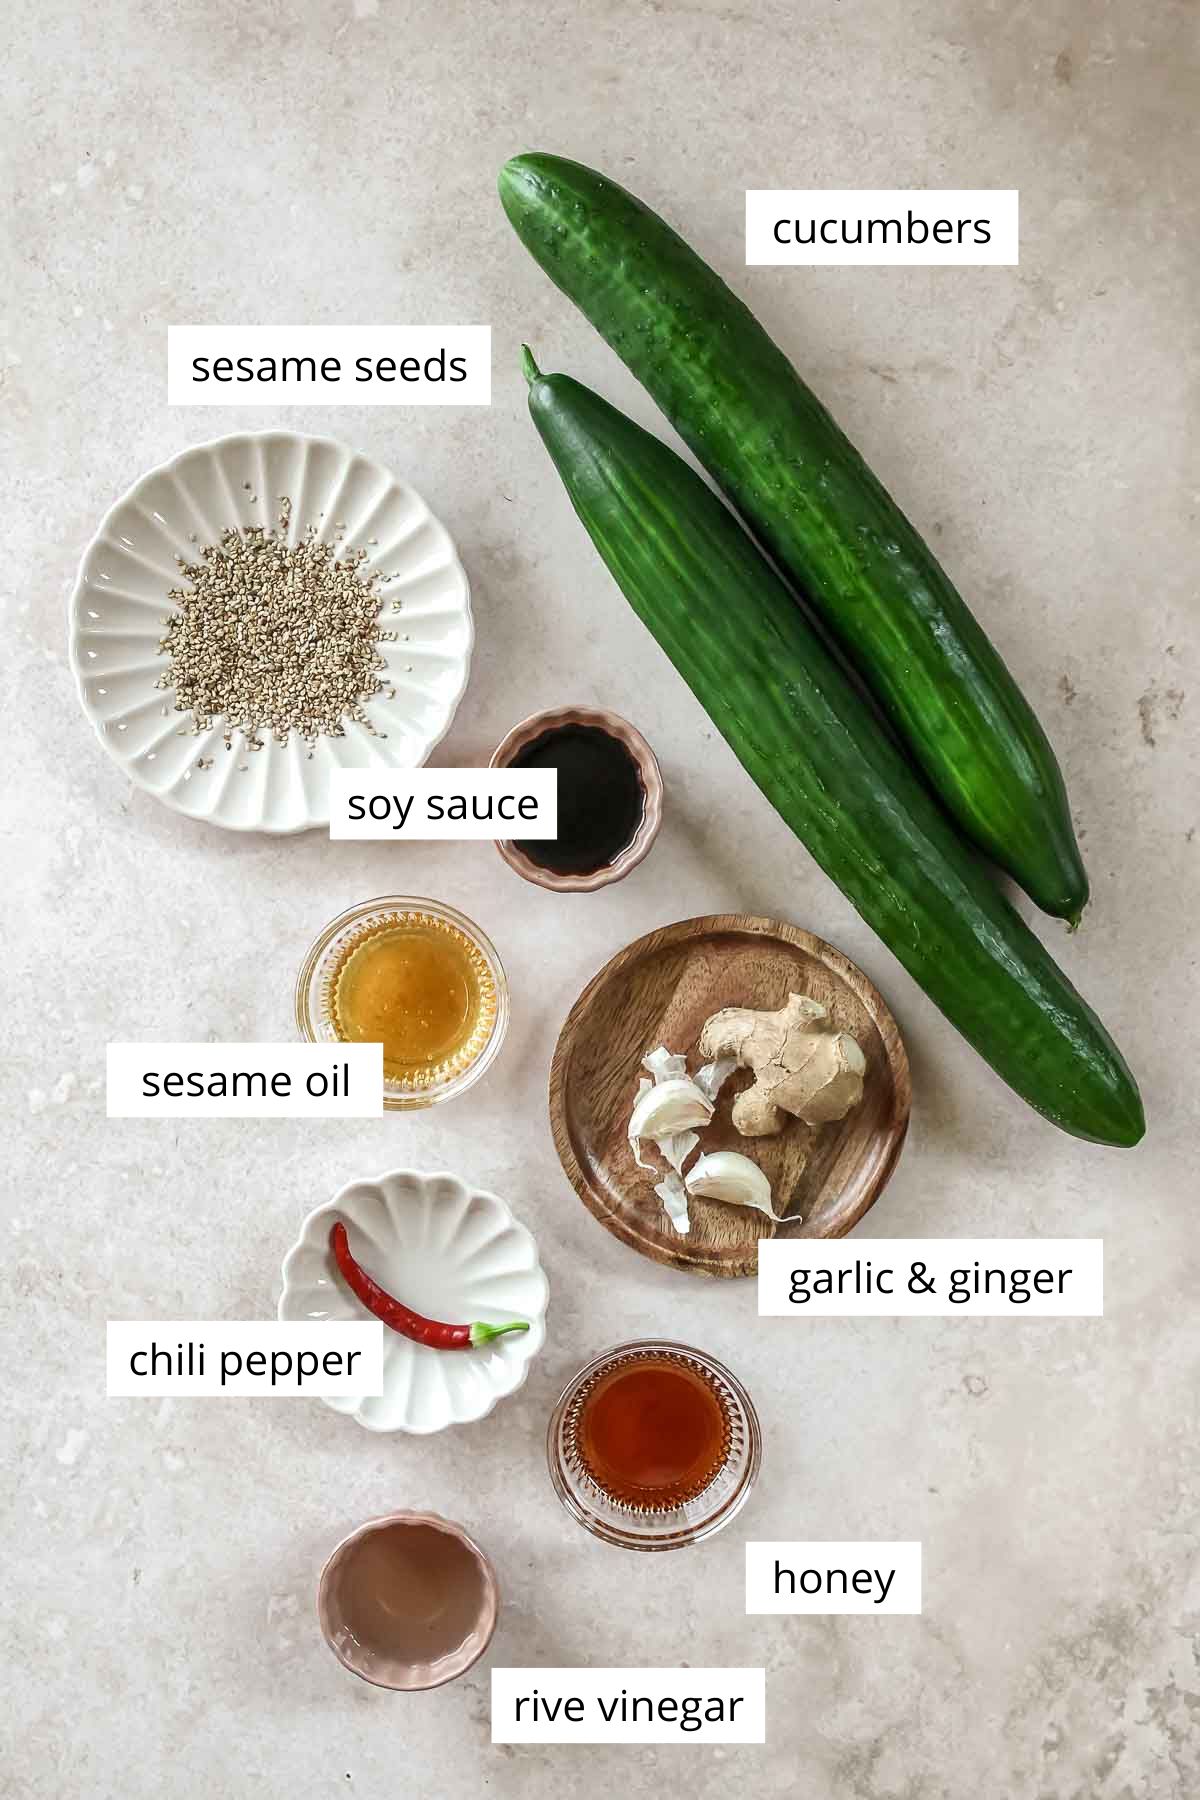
[549,915,910,1279]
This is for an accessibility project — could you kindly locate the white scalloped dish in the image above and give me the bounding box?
[278,1169,548,1434]
[68,432,472,832]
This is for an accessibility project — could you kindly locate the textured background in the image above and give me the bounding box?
[3,2,1197,1795]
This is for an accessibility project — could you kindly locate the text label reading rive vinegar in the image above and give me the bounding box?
[328,767,557,840]
[746,189,1018,265]
[167,326,491,405]
[106,1043,383,1118]
[491,1669,766,1744]
[757,1240,1103,1317]
[106,1322,383,1396]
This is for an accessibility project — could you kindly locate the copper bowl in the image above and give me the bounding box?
[489,705,663,892]
[317,1510,499,1691]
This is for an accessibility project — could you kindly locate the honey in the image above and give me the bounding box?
[326,910,496,1087]
[572,1350,731,1510]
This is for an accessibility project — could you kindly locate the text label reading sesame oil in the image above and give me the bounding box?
[106,1043,383,1118]
[167,326,491,405]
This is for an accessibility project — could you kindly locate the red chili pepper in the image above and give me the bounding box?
[329,1222,530,1350]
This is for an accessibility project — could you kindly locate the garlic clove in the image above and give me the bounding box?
[684,1150,776,1219]
[628,1077,714,1143]
[628,1077,657,1169]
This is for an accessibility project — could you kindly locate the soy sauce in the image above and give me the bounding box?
[511,723,644,875]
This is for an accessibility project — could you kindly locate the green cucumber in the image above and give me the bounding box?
[500,153,1089,924]
[522,350,1142,1147]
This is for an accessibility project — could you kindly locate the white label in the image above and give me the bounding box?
[328,767,557,840]
[746,1543,922,1615]
[106,1043,383,1118]
[491,1668,765,1744]
[167,326,491,405]
[746,190,1018,264]
[106,1322,383,1396]
[758,1239,1102,1316]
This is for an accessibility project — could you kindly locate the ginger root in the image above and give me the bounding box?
[697,992,866,1136]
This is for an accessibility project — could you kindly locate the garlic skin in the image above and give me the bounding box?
[642,1046,689,1084]
[684,1150,776,1219]
[655,1172,691,1235]
[693,1057,738,1104]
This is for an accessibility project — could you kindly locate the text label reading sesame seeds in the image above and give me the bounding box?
[167,326,491,405]
[328,768,558,840]
[106,1044,383,1118]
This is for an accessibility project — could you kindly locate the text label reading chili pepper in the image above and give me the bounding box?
[106,1322,384,1397]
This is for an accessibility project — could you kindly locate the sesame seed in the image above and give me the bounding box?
[156,498,391,747]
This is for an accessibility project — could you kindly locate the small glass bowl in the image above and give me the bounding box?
[295,895,509,1110]
[546,1339,761,1551]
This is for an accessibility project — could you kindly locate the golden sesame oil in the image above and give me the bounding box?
[328,910,496,1086]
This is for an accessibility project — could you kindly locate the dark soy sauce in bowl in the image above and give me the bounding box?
[511,724,645,876]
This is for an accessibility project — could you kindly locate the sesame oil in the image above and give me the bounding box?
[328,911,496,1085]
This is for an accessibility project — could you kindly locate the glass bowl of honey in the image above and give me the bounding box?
[547,1340,761,1551]
[295,896,508,1109]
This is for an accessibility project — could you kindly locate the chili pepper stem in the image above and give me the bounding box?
[470,1320,531,1347]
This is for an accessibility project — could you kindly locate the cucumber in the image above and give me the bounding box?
[500,153,1089,924]
[522,351,1142,1147]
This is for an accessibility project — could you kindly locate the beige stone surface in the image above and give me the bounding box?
[3,2,1197,1794]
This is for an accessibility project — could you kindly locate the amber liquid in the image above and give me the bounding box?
[575,1352,731,1509]
[329,914,494,1084]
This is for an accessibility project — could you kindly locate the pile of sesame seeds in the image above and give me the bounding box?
[157,495,400,758]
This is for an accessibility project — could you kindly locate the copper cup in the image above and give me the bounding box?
[489,704,663,892]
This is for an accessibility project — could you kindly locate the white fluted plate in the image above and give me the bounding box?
[68,432,472,832]
[278,1168,548,1434]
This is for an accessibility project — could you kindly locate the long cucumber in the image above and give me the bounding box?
[500,153,1090,924]
[522,351,1142,1146]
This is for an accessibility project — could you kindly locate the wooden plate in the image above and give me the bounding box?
[549,915,910,1279]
